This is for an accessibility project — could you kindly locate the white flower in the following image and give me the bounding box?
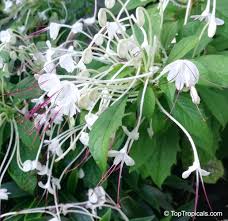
[87,186,106,210]
[79,132,89,146]
[106,22,125,40]
[105,0,116,9]
[47,139,63,157]
[38,73,61,96]
[182,161,210,179]
[162,59,199,91]
[0,29,14,44]
[108,146,135,166]
[38,177,60,195]
[71,22,83,33]
[191,0,224,38]
[190,86,200,104]
[4,0,13,12]
[34,113,47,129]
[55,81,80,117]
[85,113,98,129]
[22,160,42,172]
[50,107,63,124]
[0,188,10,200]
[117,38,141,60]
[49,22,61,40]
[191,0,211,22]
[59,47,76,73]
[38,180,54,194]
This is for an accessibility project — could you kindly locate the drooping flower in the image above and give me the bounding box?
[190,86,200,104]
[47,139,63,157]
[182,161,210,179]
[22,160,42,172]
[38,73,61,97]
[49,23,61,40]
[117,38,141,60]
[86,186,106,212]
[55,81,80,117]
[162,59,199,91]
[191,0,224,38]
[106,22,126,40]
[0,188,10,200]
[108,146,135,166]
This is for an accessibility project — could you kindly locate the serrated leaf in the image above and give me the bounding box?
[89,97,127,171]
[17,116,40,153]
[199,87,228,127]
[170,95,216,156]
[193,55,228,87]
[142,128,180,187]
[10,76,41,100]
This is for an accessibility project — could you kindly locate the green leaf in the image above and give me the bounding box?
[167,35,198,63]
[89,97,127,171]
[100,209,111,221]
[10,76,42,100]
[83,159,103,188]
[139,184,172,211]
[142,128,180,187]
[170,95,216,156]
[193,55,228,87]
[203,160,224,184]
[199,87,228,127]
[130,130,154,170]
[17,116,40,154]
[137,86,155,119]
[66,170,78,194]
[161,21,178,49]
[1,182,29,198]
[9,158,37,195]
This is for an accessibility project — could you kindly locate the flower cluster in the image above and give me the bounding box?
[0,0,224,220]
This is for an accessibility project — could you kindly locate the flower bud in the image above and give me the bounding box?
[208,16,217,38]
[82,48,93,64]
[94,33,104,46]
[190,86,200,104]
[136,7,145,27]
[49,22,61,40]
[105,0,116,9]
[98,8,107,27]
